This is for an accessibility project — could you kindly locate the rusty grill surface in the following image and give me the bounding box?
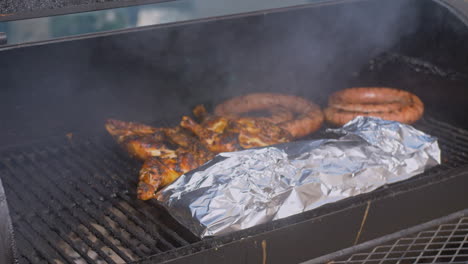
[0,116,467,263]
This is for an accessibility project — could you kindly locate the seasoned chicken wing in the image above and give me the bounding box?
[234,117,293,149]
[138,149,212,200]
[180,116,241,153]
[180,105,292,152]
[105,119,177,160]
[137,125,215,200]
[105,119,160,142]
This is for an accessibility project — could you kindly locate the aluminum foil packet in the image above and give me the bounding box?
[157,116,441,238]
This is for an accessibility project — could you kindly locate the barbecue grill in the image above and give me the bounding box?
[1,0,468,263]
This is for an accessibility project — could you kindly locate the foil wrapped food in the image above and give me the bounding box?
[157,117,441,238]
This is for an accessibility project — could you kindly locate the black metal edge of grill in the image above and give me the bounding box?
[435,0,468,27]
[0,0,351,50]
[0,0,174,22]
[0,0,421,51]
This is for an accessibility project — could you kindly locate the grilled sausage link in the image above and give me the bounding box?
[215,93,323,138]
[324,87,424,126]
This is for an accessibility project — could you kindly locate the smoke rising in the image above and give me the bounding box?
[110,0,422,107]
[1,0,466,145]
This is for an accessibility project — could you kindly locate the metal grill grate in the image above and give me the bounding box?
[0,135,197,264]
[1,116,468,263]
[329,212,468,264]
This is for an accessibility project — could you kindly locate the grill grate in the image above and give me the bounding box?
[0,134,197,264]
[329,212,468,264]
[1,116,468,263]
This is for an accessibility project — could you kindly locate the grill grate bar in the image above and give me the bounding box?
[347,245,468,256]
[422,118,468,153]
[414,221,452,263]
[451,233,468,262]
[437,136,468,155]
[86,140,193,245]
[89,142,141,187]
[21,149,145,261]
[23,148,150,259]
[414,121,468,168]
[377,238,468,246]
[64,140,191,248]
[375,229,399,264]
[338,257,468,263]
[64,142,182,248]
[425,117,468,137]
[13,221,54,264]
[397,220,431,260]
[13,152,141,262]
[331,215,468,263]
[58,143,183,250]
[42,145,170,253]
[421,128,468,158]
[1,135,197,263]
[2,156,128,263]
[2,178,96,264]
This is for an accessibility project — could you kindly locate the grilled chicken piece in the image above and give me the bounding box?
[234,117,293,149]
[180,116,241,153]
[105,119,177,160]
[138,148,213,200]
[137,128,214,200]
[180,105,292,152]
[138,158,180,200]
[105,119,159,142]
[120,132,178,160]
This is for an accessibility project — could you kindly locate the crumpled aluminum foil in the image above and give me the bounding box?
[157,116,441,238]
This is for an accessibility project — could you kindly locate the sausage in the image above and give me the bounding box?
[324,87,424,126]
[215,93,324,138]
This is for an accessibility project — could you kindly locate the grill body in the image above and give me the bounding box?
[1,0,468,263]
